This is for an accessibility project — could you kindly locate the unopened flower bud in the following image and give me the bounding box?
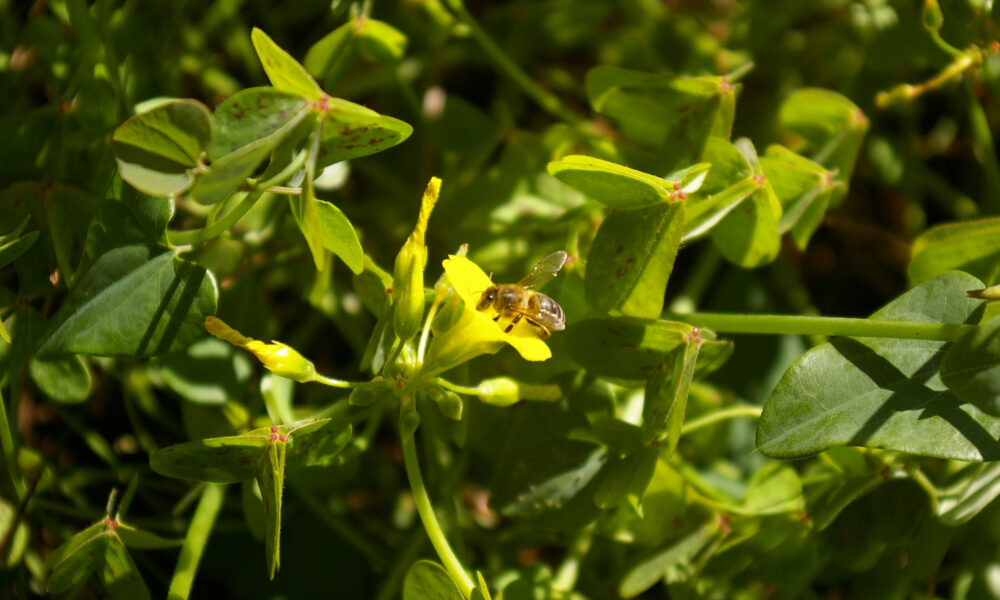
[475,377,562,407]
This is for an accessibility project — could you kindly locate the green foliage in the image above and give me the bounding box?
[5,1,1000,599]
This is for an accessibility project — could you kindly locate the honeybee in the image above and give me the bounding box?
[476,251,568,339]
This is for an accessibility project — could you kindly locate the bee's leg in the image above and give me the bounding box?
[493,315,500,322]
[504,313,524,333]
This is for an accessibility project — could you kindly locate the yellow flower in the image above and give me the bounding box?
[419,256,551,377]
[205,316,316,382]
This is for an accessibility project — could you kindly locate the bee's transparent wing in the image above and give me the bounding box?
[517,251,568,289]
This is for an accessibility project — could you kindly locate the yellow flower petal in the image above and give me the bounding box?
[441,255,552,362]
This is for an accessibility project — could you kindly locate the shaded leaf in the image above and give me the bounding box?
[285,418,352,467]
[619,523,716,598]
[45,522,111,593]
[37,245,218,358]
[586,201,685,317]
[938,462,1000,525]
[941,317,1000,414]
[403,559,463,600]
[642,338,700,450]
[112,99,213,196]
[99,535,150,600]
[150,434,268,483]
[909,217,1000,284]
[257,439,286,579]
[566,317,697,380]
[28,354,91,403]
[207,87,310,161]
[760,144,835,249]
[757,271,995,460]
[743,462,804,515]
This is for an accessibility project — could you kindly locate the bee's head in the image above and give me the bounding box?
[476,286,498,311]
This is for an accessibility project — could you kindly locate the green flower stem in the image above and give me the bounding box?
[551,524,594,593]
[168,189,265,246]
[169,150,309,246]
[417,298,442,365]
[400,417,475,598]
[311,374,368,389]
[681,405,763,435]
[673,312,973,342]
[434,378,480,396]
[0,388,24,499]
[167,484,225,600]
[443,0,584,126]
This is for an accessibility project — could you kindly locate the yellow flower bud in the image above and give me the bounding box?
[393,178,440,342]
[475,377,562,407]
[205,316,315,382]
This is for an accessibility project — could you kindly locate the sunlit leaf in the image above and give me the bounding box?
[112,99,213,196]
[36,245,218,358]
[251,28,323,101]
[757,271,993,460]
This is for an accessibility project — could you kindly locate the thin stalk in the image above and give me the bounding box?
[0,470,39,565]
[681,405,763,435]
[551,524,594,594]
[400,410,475,598]
[168,150,308,246]
[168,189,265,246]
[443,0,583,125]
[417,298,442,365]
[0,388,24,498]
[167,484,225,600]
[434,378,480,396]
[312,374,368,389]
[673,313,972,342]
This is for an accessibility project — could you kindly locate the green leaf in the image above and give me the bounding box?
[708,140,782,268]
[45,522,111,593]
[87,186,173,255]
[941,317,1000,414]
[36,245,218,358]
[587,201,685,318]
[546,155,689,209]
[759,144,835,249]
[586,66,726,171]
[743,462,804,515]
[757,271,996,460]
[207,87,310,161]
[304,21,358,84]
[290,183,364,274]
[28,354,91,403]
[251,28,323,101]
[168,484,225,600]
[0,216,38,269]
[150,433,268,483]
[116,525,184,550]
[112,99,214,196]
[592,445,658,511]
[285,418,352,467]
[804,447,883,531]
[683,137,756,238]
[257,439,286,579]
[566,317,697,380]
[938,462,1000,525]
[489,404,603,530]
[316,98,413,169]
[909,217,1000,284]
[642,338,700,450]
[778,88,867,206]
[188,95,310,206]
[403,559,463,600]
[357,19,408,64]
[158,337,253,405]
[619,523,717,598]
[99,534,150,600]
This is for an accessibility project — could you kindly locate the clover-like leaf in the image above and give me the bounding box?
[757,271,993,460]
[112,99,213,196]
